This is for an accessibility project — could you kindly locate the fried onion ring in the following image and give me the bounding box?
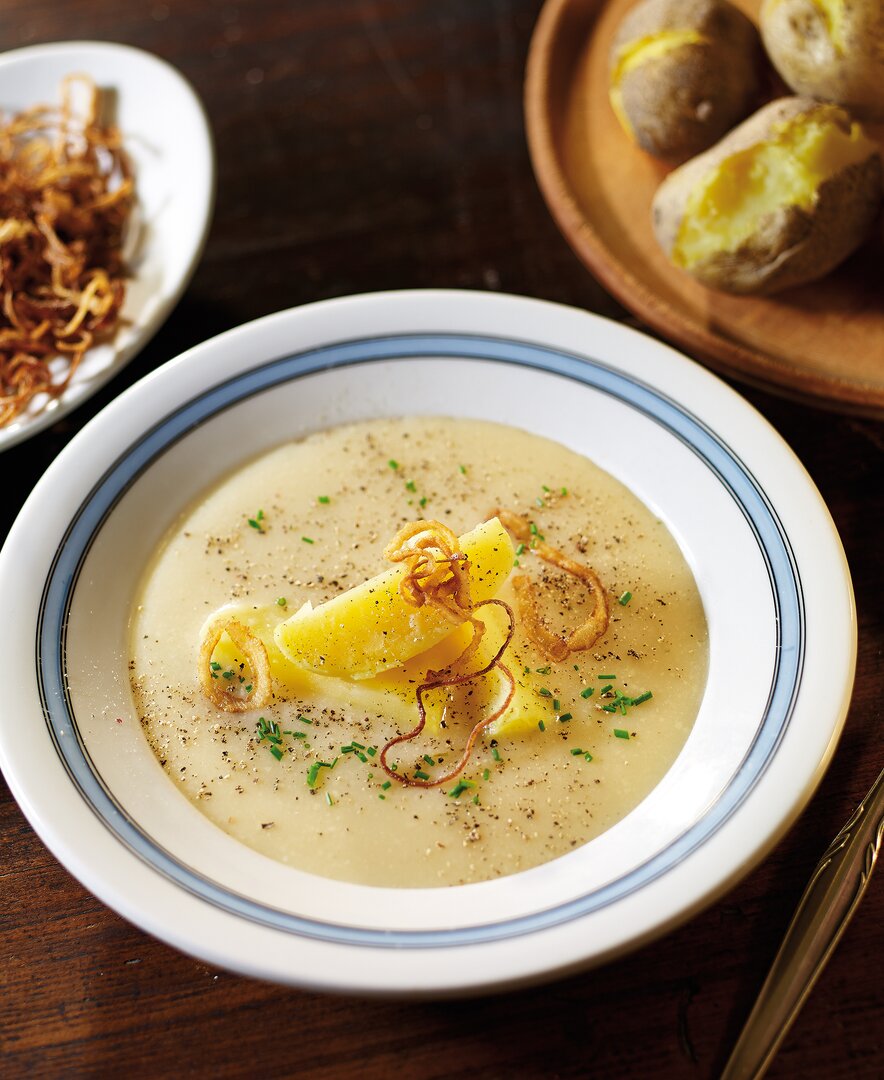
[379,520,517,787]
[491,508,610,661]
[198,617,272,712]
[380,598,516,788]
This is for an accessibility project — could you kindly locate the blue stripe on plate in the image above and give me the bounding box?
[37,333,804,948]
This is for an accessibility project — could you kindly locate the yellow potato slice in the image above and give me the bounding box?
[274,517,514,679]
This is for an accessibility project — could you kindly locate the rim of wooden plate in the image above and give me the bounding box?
[523,0,884,417]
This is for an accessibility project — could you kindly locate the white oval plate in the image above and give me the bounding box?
[0,40,214,450]
[0,291,855,995]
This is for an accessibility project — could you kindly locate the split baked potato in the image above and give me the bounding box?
[608,0,762,161]
[760,0,884,120]
[651,96,883,294]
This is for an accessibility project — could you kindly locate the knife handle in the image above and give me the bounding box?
[721,766,884,1080]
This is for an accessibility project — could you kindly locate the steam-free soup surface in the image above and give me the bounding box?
[131,417,708,887]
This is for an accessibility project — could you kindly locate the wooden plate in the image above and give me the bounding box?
[524,0,884,416]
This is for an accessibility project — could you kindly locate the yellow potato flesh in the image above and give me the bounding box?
[274,518,514,679]
[609,30,705,137]
[673,113,877,268]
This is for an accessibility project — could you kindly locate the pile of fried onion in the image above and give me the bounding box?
[0,75,133,426]
[378,519,515,787]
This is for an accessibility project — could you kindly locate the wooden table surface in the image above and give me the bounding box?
[0,2,881,1077]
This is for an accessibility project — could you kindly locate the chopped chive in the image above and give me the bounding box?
[390,762,398,771]
[553,699,560,711]
[301,536,315,544]
[367,746,377,757]
[491,747,501,762]
[538,719,546,732]
[598,674,616,680]
[557,713,573,723]
[631,691,653,706]
[584,752,593,761]
[414,770,430,781]
[458,464,467,474]
[276,596,287,607]
[570,747,584,756]
[618,591,632,606]
[270,745,283,761]
[326,792,334,806]
[292,731,306,739]
[560,487,568,496]
[210,661,222,671]
[602,704,618,713]
[535,497,544,507]
[423,754,434,765]
[600,684,614,696]
[356,752,368,763]
[448,780,474,798]
[388,459,399,470]
[472,794,480,805]
[535,665,551,675]
[405,479,417,493]
[419,496,428,508]
[483,769,490,780]
[382,780,392,790]
[306,763,321,787]
[581,687,594,699]
[542,485,551,493]
[351,741,365,750]
[317,495,330,504]
[614,728,630,740]
[538,687,552,698]
[529,521,538,535]
[378,794,386,800]
[298,714,313,725]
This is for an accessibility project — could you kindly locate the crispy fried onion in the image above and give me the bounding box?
[380,520,515,787]
[492,508,609,662]
[0,75,133,427]
[199,617,272,712]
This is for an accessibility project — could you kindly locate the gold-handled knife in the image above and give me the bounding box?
[721,766,884,1079]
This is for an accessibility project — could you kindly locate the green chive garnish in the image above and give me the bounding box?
[326,792,334,806]
[614,728,630,740]
[270,745,283,760]
[618,591,632,606]
[570,747,583,756]
[483,769,490,780]
[538,719,546,732]
[538,687,552,698]
[382,781,392,790]
[631,691,653,706]
[448,780,474,798]
[414,770,430,781]
[598,674,616,680]
[581,687,594,699]
[405,479,417,492]
[301,536,314,544]
[423,754,434,765]
[584,752,593,761]
[299,715,312,725]
[535,665,550,675]
[317,495,330,504]
[276,597,287,607]
[419,496,428,508]
[491,747,501,761]
[458,464,467,474]
[557,713,572,723]
[388,459,399,470]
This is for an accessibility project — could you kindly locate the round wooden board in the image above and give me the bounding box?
[524,0,884,416]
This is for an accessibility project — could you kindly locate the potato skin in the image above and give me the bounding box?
[760,0,884,120]
[609,0,762,161]
[652,97,884,294]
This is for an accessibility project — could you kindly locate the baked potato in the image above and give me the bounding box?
[651,97,883,294]
[608,0,762,161]
[760,0,884,120]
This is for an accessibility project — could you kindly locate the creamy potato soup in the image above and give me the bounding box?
[130,417,708,888]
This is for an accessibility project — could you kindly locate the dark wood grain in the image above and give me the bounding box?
[0,2,880,1077]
